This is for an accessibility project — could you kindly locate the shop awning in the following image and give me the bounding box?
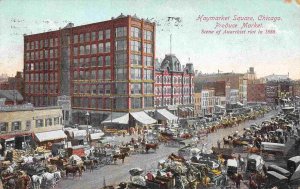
[187,107,194,111]
[90,132,104,140]
[101,112,129,124]
[179,108,187,112]
[237,102,244,106]
[130,111,157,125]
[72,130,87,140]
[215,105,225,109]
[35,130,67,142]
[156,109,178,121]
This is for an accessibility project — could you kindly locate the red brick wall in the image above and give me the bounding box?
[247,83,266,102]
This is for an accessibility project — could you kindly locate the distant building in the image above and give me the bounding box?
[196,72,247,104]
[194,92,201,117]
[262,74,289,83]
[293,80,300,97]
[154,54,195,117]
[0,90,24,105]
[247,83,266,103]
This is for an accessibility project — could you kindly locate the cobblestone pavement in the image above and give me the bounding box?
[56,111,278,189]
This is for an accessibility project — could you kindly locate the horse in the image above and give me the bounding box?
[83,159,96,172]
[65,165,82,178]
[41,171,61,188]
[145,143,159,153]
[32,175,43,189]
[112,153,128,164]
[168,153,185,163]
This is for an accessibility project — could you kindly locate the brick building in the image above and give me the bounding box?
[196,72,247,104]
[154,54,194,117]
[23,14,156,126]
[247,83,266,103]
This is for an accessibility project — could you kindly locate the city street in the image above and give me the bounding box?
[56,110,278,189]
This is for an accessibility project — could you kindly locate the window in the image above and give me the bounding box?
[144,69,153,80]
[115,68,127,80]
[115,53,127,66]
[80,46,84,55]
[143,56,153,66]
[91,44,97,54]
[115,97,128,109]
[26,43,30,50]
[79,58,84,67]
[115,40,127,51]
[91,70,96,79]
[105,29,110,39]
[144,83,153,94]
[98,70,103,79]
[98,31,103,40]
[54,117,59,125]
[11,121,21,131]
[116,27,127,37]
[105,84,111,94]
[25,121,31,131]
[91,57,97,66]
[105,42,110,52]
[131,68,142,80]
[143,43,152,54]
[115,83,127,94]
[98,56,103,67]
[0,122,8,132]
[73,47,78,56]
[74,35,78,43]
[144,30,153,41]
[50,38,54,47]
[74,59,78,67]
[105,56,110,66]
[91,85,97,94]
[131,83,141,94]
[130,54,141,65]
[91,32,96,41]
[131,27,141,38]
[144,97,153,107]
[85,33,90,42]
[98,84,104,94]
[74,84,78,93]
[44,39,48,47]
[35,41,38,49]
[98,43,103,53]
[85,45,90,54]
[131,97,142,109]
[130,41,141,52]
[80,34,84,43]
[54,38,58,46]
[98,98,103,109]
[105,70,111,80]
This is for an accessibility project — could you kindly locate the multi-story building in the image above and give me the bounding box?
[201,89,215,115]
[293,80,300,97]
[154,54,194,117]
[23,14,156,126]
[247,83,266,103]
[0,104,65,151]
[194,92,201,117]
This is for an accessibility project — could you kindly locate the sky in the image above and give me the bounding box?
[0,0,300,79]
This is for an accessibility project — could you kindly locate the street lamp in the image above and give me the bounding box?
[85,111,90,143]
[109,97,114,127]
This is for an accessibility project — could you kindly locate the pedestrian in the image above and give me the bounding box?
[217,140,221,149]
[235,172,243,189]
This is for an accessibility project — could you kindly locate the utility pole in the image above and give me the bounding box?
[170,34,172,54]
